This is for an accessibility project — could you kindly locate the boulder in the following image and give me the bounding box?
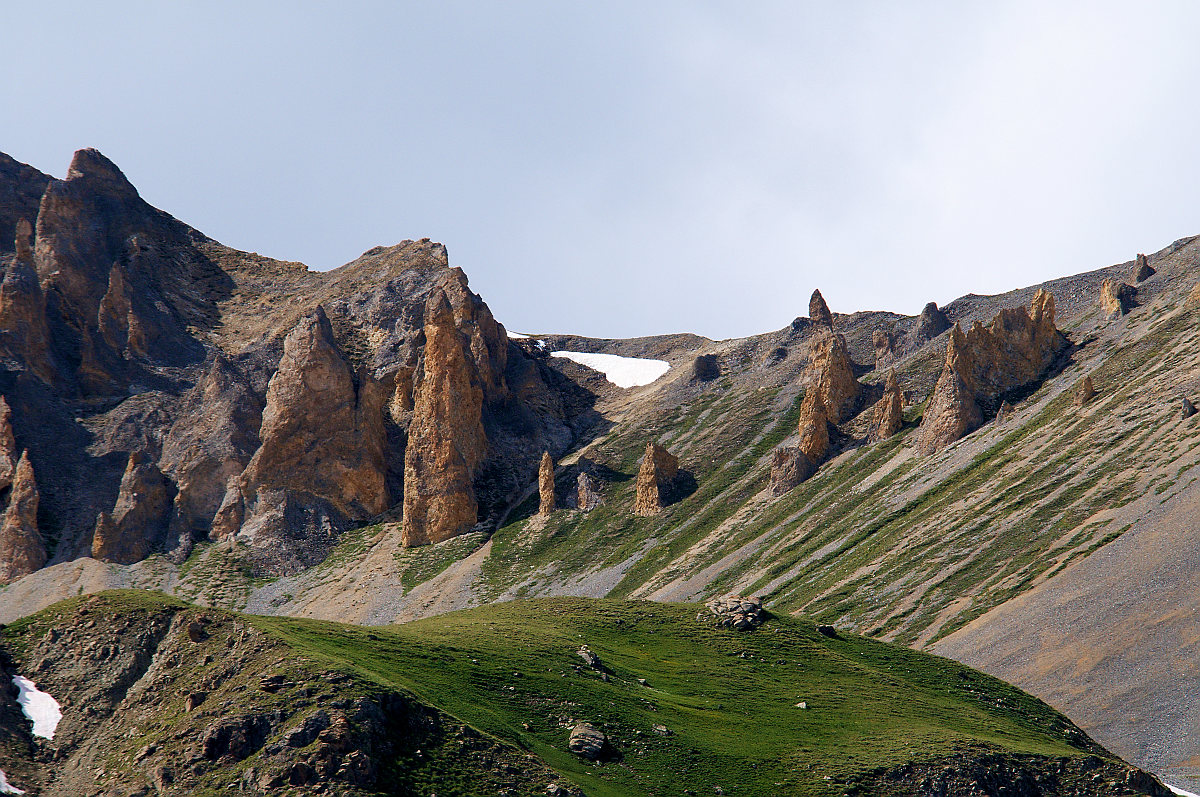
[916,291,1065,453]
[91,452,174,564]
[769,446,815,497]
[692,353,720,381]
[567,723,607,760]
[704,596,765,630]
[1075,376,1095,407]
[538,451,556,516]
[0,451,44,583]
[1100,279,1136,319]
[402,291,487,546]
[871,370,903,441]
[0,397,16,492]
[570,462,603,512]
[633,443,679,516]
[1183,398,1197,420]
[576,645,602,669]
[1133,253,1155,282]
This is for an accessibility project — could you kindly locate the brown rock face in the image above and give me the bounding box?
[807,331,861,424]
[570,459,603,511]
[797,391,831,462]
[538,451,556,516]
[1076,376,1096,407]
[809,289,833,329]
[909,302,952,347]
[1100,279,1136,319]
[769,446,816,496]
[917,291,1065,453]
[234,307,389,568]
[871,370,903,441]
[0,451,44,583]
[91,452,174,564]
[633,443,679,516]
[1133,253,1155,282]
[401,291,487,546]
[0,397,16,492]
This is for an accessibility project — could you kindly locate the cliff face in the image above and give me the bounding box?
[917,290,1065,453]
[0,148,588,578]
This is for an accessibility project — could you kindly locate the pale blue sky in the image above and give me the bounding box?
[4,2,1199,339]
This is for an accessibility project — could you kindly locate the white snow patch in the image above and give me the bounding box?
[1168,786,1200,797]
[507,331,529,339]
[0,769,24,795]
[12,675,61,739]
[550,351,670,388]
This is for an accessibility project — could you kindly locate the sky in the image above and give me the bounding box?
[3,2,1199,340]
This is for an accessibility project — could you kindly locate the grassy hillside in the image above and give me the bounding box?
[2,592,1138,796]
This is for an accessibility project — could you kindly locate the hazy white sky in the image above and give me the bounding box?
[3,2,1199,339]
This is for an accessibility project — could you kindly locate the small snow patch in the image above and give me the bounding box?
[551,351,670,388]
[13,675,61,739]
[507,331,529,339]
[0,769,24,795]
[1168,786,1200,797]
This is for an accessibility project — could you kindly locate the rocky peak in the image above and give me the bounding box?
[91,452,174,565]
[809,289,833,329]
[0,152,50,255]
[909,302,952,347]
[633,443,679,516]
[916,291,1065,453]
[872,370,903,440]
[0,451,45,584]
[1100,279,1136,319]
[401,289,487,546]
[807,331,861,424]
[231,306,389,570]
[538,451,556,516]
[0,397,16,492]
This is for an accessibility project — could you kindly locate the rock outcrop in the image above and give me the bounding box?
[568,723,607,760]
[1100,279,1136,319]
[0,397,16,492]
[994,400,1015,425]
[538,451,556,516]
[873,330,895,370]
[1076,375,1095,407]
[1134,253,1155,282]
[0,452,44,583]
[916,291,1065,454]
[809,289,833,329]
[227,307,389,570]
[692,353,720,381]
[633,442,679,516]
[570,460,603,511]
[768,446,815,497]
[806,332,861,424]
[797,391,831,463]
[0,222,55,384]
[91,452,174,564]
[871,370,903,440]
[402,291,487,546]
[1183,398,1197,420]
[908,302,952,347]
[703,596,765,630]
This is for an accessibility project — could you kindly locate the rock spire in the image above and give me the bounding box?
[633,443,679,516]
[538,451,556,516]
[0,451,44,583]
[809,289,833,329]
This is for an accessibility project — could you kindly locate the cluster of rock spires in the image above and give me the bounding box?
[0,148,586,581]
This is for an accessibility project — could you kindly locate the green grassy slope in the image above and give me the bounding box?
[247,596,1108,796]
